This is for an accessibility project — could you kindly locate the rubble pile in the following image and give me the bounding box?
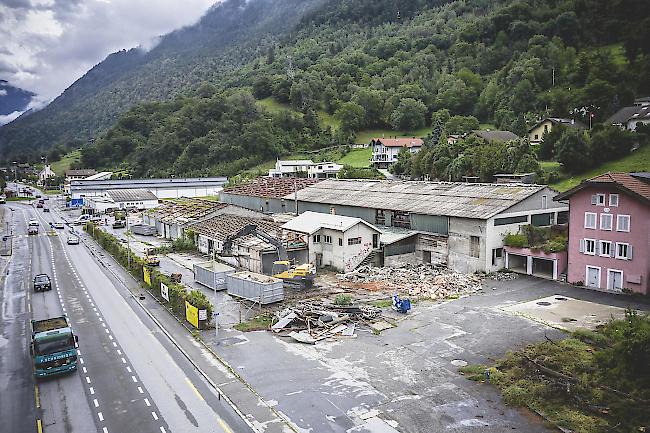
[489,271,519,281]
[337,264,483,299]
[271,301,385,344]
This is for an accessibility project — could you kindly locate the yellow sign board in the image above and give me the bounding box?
[143,267,151,286]
[185,301,199,328]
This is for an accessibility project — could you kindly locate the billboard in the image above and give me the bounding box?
[185,301,199,328]
[69,198,84,208]
[143,267,151,286]
[160,282,169,302]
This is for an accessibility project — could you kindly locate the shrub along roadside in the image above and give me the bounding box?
[83,222,212,326]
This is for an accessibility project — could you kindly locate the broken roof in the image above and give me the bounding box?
[289,179,547,219]
[221,177,322,199]
[281,211,379,235]
[370,138,424,147]
[106,188,157,203]
[555,172,650,204]
[147,198,226,224]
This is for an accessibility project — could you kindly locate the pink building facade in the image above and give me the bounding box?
[555,173,650,295]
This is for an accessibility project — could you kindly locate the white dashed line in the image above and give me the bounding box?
[93,398,99,407]
[126,366,132,373]
[82,367,87,373]
[144,398,151,406]
[103,427,109,433]
[121,357,126,364]
[109,335,113,341]
[160,427,167,433]
[151,411,158,420]
[86,377,91,384]
[138,387,144,394]
[79,357,84,365]
[98,412,104,421]
[131,375,138,383]
[116,349,122,355]
[89,387,94,395]
[104,329,110,334]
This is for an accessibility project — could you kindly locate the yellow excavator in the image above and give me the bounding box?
[221,224,315,289]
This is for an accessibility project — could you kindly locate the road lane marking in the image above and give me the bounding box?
[138,387,144,394]
[126,366,132,373]
[160,427,166,433]
[98,412,104,421]
[185,377,205,401]
[121,357,126,364]
[218,418,234,433]
[151,411,158,420]
[79,357,84,364]
[82,367,87,373]
[116,349,122,355]
[34,385,40,408]
[103,427,109,433]
[36,419,43,433]
[86,376,91,384]
[93,399,99,407]
[144,398,151,406]
[89,387,94,395]
[131,375,138,383]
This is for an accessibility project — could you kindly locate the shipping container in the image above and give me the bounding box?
[193,261,235,291]
[131,224,158,236]
[226,272,284,304]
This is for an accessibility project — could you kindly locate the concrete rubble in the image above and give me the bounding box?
[336,264,483,299]
[271,301,384,344]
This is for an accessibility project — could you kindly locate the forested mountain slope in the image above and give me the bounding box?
[75,0,649,178]
[0,0,325,161]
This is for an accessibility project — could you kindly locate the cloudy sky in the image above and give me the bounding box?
[0,0,217,124]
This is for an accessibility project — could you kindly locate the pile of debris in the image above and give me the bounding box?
[337,264,483,299]
[489,271,519,281]
[271,301,388,344]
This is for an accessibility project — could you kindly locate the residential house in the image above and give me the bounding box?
[370,138,424,169]
[471,130,520,143]
[284,179,568,274]
[37,165,56,185]
[220,177,322,214]
[281,211,381,272]
[64,169,97,194]
[606,98,650,131]
[307,162,343,179]
[554,172,650,295]
[268,160,314,178]
[528,117,586,145]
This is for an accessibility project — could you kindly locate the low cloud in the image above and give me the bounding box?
[0,0,217,108]
[0,109,23,125]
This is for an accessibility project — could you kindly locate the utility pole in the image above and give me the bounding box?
[294,177,298,216]
[126,211,131,269]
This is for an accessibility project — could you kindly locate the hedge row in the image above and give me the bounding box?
[84,223,212,325]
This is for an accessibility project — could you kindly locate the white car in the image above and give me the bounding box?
[67,235,80,245]
[28,219,39,227]
[73,214,91,225]
[53,222,65,229]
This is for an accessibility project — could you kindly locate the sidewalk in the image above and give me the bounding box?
[81,232,297,433]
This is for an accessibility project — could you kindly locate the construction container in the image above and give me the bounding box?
[226,272,284,304]
[131,224,157,236]
[193,261,235,291]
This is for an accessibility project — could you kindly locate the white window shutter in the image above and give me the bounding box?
[579,239,585,253]
[628,245,633,259]
[591,195,597,205]
[595,242,600,256]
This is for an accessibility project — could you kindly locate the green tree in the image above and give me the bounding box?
[390,98,427,130]
[555,129,592,174]
[589,125,637,165]
[538,124,567,160]
[444,115,480,135]
[335,102,366,132]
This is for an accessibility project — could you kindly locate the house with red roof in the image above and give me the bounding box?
[554,172,650,295]
[370,137,424,169]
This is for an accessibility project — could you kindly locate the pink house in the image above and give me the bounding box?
[555,172,650,295]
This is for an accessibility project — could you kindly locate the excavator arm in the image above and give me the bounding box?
[221,224,288,261]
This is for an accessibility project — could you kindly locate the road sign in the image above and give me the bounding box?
[160,282,169,302]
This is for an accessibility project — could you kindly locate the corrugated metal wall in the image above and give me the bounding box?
[411,214,449,235]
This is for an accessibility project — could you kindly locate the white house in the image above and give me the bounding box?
[307,162,343,179]
[282,211,381,272]
[37,165,56,185]
[268,160,314,178]
[105,189,160,210]
[606,100,650,131]
[370,138,424,169]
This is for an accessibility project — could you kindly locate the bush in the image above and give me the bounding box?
[503,233,528,248]
[334,294,352,306]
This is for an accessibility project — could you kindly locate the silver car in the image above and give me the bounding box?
[67,235,80,245]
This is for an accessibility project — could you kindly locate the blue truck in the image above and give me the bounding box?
[30,316,79,378]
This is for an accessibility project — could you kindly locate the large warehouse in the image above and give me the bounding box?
[70,177,227,200]
[223,178,568,274]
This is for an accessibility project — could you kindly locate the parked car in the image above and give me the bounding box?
[28,226,38,235]
[33,274,52,292]
[73,214,91,225]
[112,220,126,229]
[43,208,50,213]
[53,222,65,229]
[67,235,80,245]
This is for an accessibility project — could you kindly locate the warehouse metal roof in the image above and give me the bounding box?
[70,176,227,191]
[282,211,379,235]
[106,189,158,203]
[288,179,546,219]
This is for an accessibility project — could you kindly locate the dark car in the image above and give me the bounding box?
[43,208,50,213]
[36,202,43,208]
[33,274,52,292]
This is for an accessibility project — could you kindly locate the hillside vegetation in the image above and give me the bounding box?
[3,0,650,180]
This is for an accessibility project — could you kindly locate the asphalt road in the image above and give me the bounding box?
[0,196,250,433]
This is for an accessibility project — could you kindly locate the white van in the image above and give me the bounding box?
[73,214,92,225]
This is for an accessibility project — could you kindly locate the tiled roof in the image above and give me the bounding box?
[221,177,322,199]
[371,138,424,148]
[606,105,650,124]
[472,130,520,142]
[555,172,650,203]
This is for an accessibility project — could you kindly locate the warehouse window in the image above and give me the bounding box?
[494,215,528,226]
[313,235,321,243]
[348,237,362,245]
[392,210,411,229]
[324,235,332,244]
[470,236,480,258]
[338,238,343,246]
[375,209,386,225]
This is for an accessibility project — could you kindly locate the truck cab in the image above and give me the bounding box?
[31,316,79,378]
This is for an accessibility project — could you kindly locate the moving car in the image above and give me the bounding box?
[73,214,91,225]
[36,202,43,208]
[43,208,50,213]
[112,220,126,229]
[53,222,65,229]
[67,235,80,245]
[33,274,52,292]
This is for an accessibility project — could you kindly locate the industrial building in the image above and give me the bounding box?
[70,176,227,200]
[223,179,569,274]
[190,214,307,275]
[220,177,321,214]
[143,198,264,240]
